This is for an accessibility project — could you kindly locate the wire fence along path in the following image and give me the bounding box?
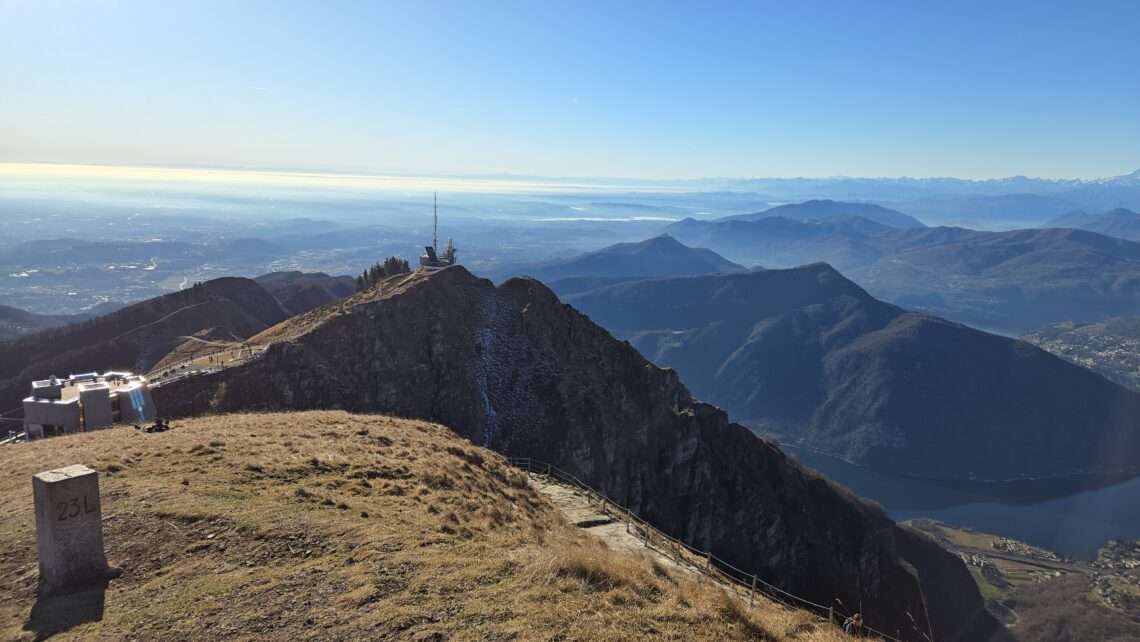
[149,347,267,389]
[508,457,927,642]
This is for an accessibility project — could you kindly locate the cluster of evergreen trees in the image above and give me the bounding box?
[356,256,411,290]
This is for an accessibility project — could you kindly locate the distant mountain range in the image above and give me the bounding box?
[153,266,1003,641]
[564,264,1140,482]
[892,193,1082,228]
[723,199,926,229]
[665,217,1140,333]
[666,215,892,272]
[1046,208,1140,242]
[710,169,1140,227]
[496,235,743,294]
[716,168,1140,198]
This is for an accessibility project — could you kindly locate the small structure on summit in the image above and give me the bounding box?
[420,192,458,270]
[23,371,156,440]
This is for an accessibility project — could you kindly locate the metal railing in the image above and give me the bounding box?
[508,456,925,642]
[149,348,266,389]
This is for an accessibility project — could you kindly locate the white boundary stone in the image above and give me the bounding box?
[33,464,108,595]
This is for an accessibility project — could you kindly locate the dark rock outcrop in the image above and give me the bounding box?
[156,266,1005,641]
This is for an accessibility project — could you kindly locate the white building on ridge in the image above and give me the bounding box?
[22,371,157,440]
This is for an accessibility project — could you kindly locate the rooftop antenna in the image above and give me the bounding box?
[433,192,438,253]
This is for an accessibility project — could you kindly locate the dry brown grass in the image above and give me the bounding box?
[0,411,847,641]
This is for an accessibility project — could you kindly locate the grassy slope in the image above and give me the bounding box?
[1,411,845,641]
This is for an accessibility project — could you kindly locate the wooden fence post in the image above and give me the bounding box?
[750,574,756,606]
[705,550,711,571]
[828,606,833,624]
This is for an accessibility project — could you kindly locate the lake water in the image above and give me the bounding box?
[785,446,1140,560]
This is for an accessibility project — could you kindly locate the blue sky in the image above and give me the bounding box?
[2,0,1138,179]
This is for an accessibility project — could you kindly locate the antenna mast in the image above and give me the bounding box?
[433,192,438,252]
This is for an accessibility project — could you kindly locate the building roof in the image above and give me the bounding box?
[28,371,149,401]
[23,396,79,406]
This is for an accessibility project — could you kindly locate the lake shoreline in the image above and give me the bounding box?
[782,445,1140,560]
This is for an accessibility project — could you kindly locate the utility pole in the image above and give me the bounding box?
[433,192,438,253]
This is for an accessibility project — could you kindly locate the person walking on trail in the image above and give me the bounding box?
[843,613,863,635]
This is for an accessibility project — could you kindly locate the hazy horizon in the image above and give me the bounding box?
[3,161,1139,192]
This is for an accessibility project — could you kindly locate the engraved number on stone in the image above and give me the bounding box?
[55,498,82,521]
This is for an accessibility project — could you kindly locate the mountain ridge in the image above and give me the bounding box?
[663,217,1140,332]
[0,305,87,341]
[723,199,925,229]
[1046,208,1140,242]
[564,263,1140,481]
[153,265,1003,641]
[500,234,743,285]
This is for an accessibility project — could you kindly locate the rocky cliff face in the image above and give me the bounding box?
[156,266,1005,641]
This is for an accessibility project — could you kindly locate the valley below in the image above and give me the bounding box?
[784,448,1140,638]
[904,520,1140,639]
